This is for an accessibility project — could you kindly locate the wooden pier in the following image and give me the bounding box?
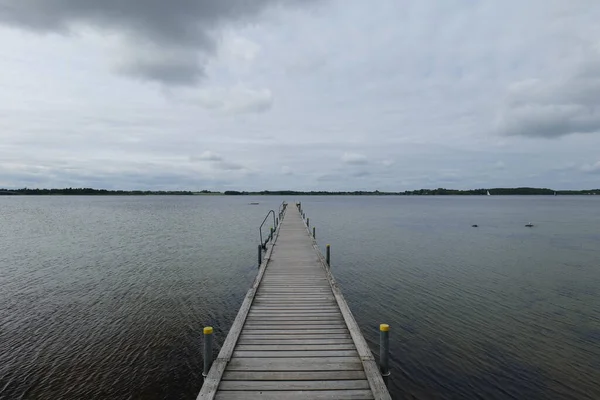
[198,203,391,399]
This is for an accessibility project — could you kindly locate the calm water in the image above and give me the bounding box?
[1,196,599,399]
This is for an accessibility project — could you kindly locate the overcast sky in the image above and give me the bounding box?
[1,0,599,191]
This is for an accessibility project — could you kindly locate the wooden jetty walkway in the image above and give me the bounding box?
[198,203,391,399]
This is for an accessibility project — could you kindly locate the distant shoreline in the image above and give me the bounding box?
[1,188,599,196]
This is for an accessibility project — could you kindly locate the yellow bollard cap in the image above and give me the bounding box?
[326,244,330,247]
[380,324,390,332]
[204,326,213,334]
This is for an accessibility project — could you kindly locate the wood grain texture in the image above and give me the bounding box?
[215,390,374,400]
[222,370,367,381]
[218,380,370,390]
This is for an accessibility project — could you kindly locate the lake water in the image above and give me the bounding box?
[0,196,599,399]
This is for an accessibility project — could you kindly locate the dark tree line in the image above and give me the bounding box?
[1,187,598,196]
[0,188,195,195]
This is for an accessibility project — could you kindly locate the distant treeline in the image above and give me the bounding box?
[401,187,600,196]
[224,188,600,196]
[0,188,197,195]
[1,187,599,196]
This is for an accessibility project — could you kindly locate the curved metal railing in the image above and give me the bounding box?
[259,210,276,249]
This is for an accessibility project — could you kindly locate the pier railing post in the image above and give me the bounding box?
[313,226,316,239]
[258,244,262,266]
[380,324,390,378]
[203,326,213,379]
[276,217,278,227]
[270,227,274,241]
[307,217,309,228]
[326,244,330,266]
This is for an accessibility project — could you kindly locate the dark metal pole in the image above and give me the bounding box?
[313,226,316,239]
[380,324,390,377]
[326,244,330,266]
[203,326,213,379]
[307,217,310,228]
[258,244,262,266]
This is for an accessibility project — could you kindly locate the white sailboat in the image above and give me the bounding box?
[486,190,491,196]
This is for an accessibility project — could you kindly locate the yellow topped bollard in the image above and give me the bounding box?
[203,326,214,379]
[380,324,390,378]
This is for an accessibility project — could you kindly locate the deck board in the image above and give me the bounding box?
[197,205,391,400]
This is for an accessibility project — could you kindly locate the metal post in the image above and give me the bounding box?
[326,244,330,266]
[270,227,274,241]
[258,244,262,266]
[380,324,390,377]
[203,326,213,379]
[313,226,316,239]
[276,217,278,227]
[307,217,310,228]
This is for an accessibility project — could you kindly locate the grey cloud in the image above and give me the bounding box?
[341,152,368,165]
[189,151,246,171]
[581,161,600,174]
[215,160,245,171]
[316,173,340,182]
[191,151,223,162]
[0,0,310,85]
[496,56,600,138]
[116,46,205,86]
[352,170,370,178]
[190,86,274,114]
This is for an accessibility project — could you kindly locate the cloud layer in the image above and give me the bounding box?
[1,1,600,190]
[496,55,600,138]
[0,0,309,85]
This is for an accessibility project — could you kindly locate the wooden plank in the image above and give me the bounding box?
[233,350,358,358]
[257,294,333,297]
[259,284,329,287]
[236,344,357,351]
[245,321,345,326]
[248,313,341,317]
[249,308,340,313]
[246,314,345,326]
[252,303,336,306]
[253,300,336,303]
[222,370,367,381]
[237,338,355,345]
[218,380,370,391]
[242,329,348,335]
[226,357,364,371]
[258,290,330,292]
[246,313,342,318]
[238,334,351,340]
[248,312,340,315]
[215,390,374,399]
[244,321,347,332]
[249,308,339,311]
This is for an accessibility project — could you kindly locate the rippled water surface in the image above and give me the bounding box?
[1,196,599,399]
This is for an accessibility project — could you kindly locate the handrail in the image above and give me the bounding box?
[278,201,287,220]
[259,210,276,249]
